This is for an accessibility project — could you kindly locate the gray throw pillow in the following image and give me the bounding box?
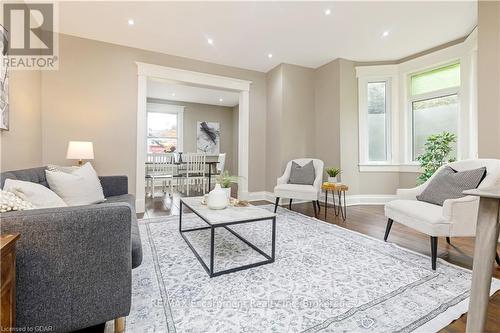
[416,166,486,206]
[288,160,316,185]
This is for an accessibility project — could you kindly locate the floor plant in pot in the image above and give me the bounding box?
[216,170,239,199]
[416,131,456,184]
[325,167,341,183]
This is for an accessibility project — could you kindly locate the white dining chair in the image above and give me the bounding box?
[149,153,175,198]
[209,153,226,189]
[179,153,206,196]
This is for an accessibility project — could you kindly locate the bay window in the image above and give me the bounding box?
[409,63,460,160]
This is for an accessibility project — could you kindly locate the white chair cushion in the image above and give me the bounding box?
[3,178,67,208]
[274,183,318,201]
[385,199,451,236]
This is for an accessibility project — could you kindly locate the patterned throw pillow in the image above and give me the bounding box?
[0,189,35,212]
[288,160,316,185]
[416,166,487,206]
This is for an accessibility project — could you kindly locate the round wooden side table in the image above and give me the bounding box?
[322,182,348,221]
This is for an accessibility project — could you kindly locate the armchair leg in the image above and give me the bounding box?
[446,237,451,245]
[274,197,280,213]
[384,218,393,242]
[115,317,125,333]
[312,201,318,217]
[431,236,438,270]
[289,199,293,210]
[316,200,321,212]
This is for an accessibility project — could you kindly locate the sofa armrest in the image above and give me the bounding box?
[0,203,132,332]
[99,175,128,197]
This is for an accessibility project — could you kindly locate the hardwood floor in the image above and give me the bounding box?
[142,193,500,333]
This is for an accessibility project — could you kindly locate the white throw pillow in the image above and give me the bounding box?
[0,189,36,212]
[45,162,105,206]
[3,179,67,208]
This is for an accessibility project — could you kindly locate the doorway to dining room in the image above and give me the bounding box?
[136,63,251,213]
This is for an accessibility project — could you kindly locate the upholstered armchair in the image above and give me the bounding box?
[274,158,324,216]
[384,159,500,270]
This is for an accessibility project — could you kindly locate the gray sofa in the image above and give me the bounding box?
[0,166,142,332]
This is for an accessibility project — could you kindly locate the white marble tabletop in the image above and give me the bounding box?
[181,197,276,225]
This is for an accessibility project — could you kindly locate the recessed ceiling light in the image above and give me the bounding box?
[207,38,214,45]
[128,19,135,26]
[171,93,176,97]
[268,53,273,59]
[219,98,223,102]
[325,9,331,16]
[382,31,389,37]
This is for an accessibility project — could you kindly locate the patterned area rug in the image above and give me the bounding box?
[127,206,500,332]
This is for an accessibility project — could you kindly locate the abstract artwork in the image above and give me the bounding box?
[197,121,220,154]
[0,25,8,131]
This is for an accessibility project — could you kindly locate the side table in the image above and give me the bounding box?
[1,233,20,331]
[322,182,348,221]
[462,188,500,332]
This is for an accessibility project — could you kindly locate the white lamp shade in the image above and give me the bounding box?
[66,141,94,160]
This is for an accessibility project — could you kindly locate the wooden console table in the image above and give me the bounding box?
[1,233,20,331]
[322,182,349,221]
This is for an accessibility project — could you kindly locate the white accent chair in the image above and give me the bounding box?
[274,158,324,216]
[384,159,500,270]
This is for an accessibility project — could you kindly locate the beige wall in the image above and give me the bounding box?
[1,70,43,171]
[314,60,341,181]
[39,33,267,195]
[147,98,237,174]
[265,65,284,191]
[478,1,500,158]
[265,64,316,191]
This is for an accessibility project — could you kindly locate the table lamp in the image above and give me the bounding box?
[66,141,94,166]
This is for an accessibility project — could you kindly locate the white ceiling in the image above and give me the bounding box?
[58,1,477,72]
[147,78,240,107]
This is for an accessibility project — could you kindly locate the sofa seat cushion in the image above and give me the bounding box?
[105,194,143,268]
[274,183,318,200]
[385,199,451,236]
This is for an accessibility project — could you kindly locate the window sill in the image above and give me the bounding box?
[358,164,421,173]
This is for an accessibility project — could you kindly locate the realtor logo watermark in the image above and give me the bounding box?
[2,2,58,70]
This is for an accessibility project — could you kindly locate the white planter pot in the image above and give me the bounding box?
[328,176,338,183]
[221,187,231,199]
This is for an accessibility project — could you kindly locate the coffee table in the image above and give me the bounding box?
[179,197,277,278]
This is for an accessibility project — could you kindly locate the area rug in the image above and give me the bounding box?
[127,205,500,332]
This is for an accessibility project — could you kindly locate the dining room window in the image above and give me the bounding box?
[146,103,184,154]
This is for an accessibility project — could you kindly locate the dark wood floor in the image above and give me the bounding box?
[141,192,500,333]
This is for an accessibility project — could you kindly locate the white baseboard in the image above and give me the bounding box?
[245,191,395,206]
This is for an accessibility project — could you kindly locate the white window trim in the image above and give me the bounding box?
[146,103,184,153]
[356,65,399,168]
[356,29,477,173]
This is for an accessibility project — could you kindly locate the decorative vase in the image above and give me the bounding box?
[207,184,229,210]
[222,187,231,199]
[328,176,337,183]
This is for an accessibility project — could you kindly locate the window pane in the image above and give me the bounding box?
[367,82,388,161]
[147,112,177,138]
[147,138,177,153]
[412,94,458,160]
[411,63,460,96]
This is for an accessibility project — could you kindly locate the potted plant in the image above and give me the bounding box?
[325,167,341,183]
[216,170,239,199]
[416,131,456,184]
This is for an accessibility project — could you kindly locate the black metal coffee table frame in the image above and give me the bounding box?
[179,200,276,278]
